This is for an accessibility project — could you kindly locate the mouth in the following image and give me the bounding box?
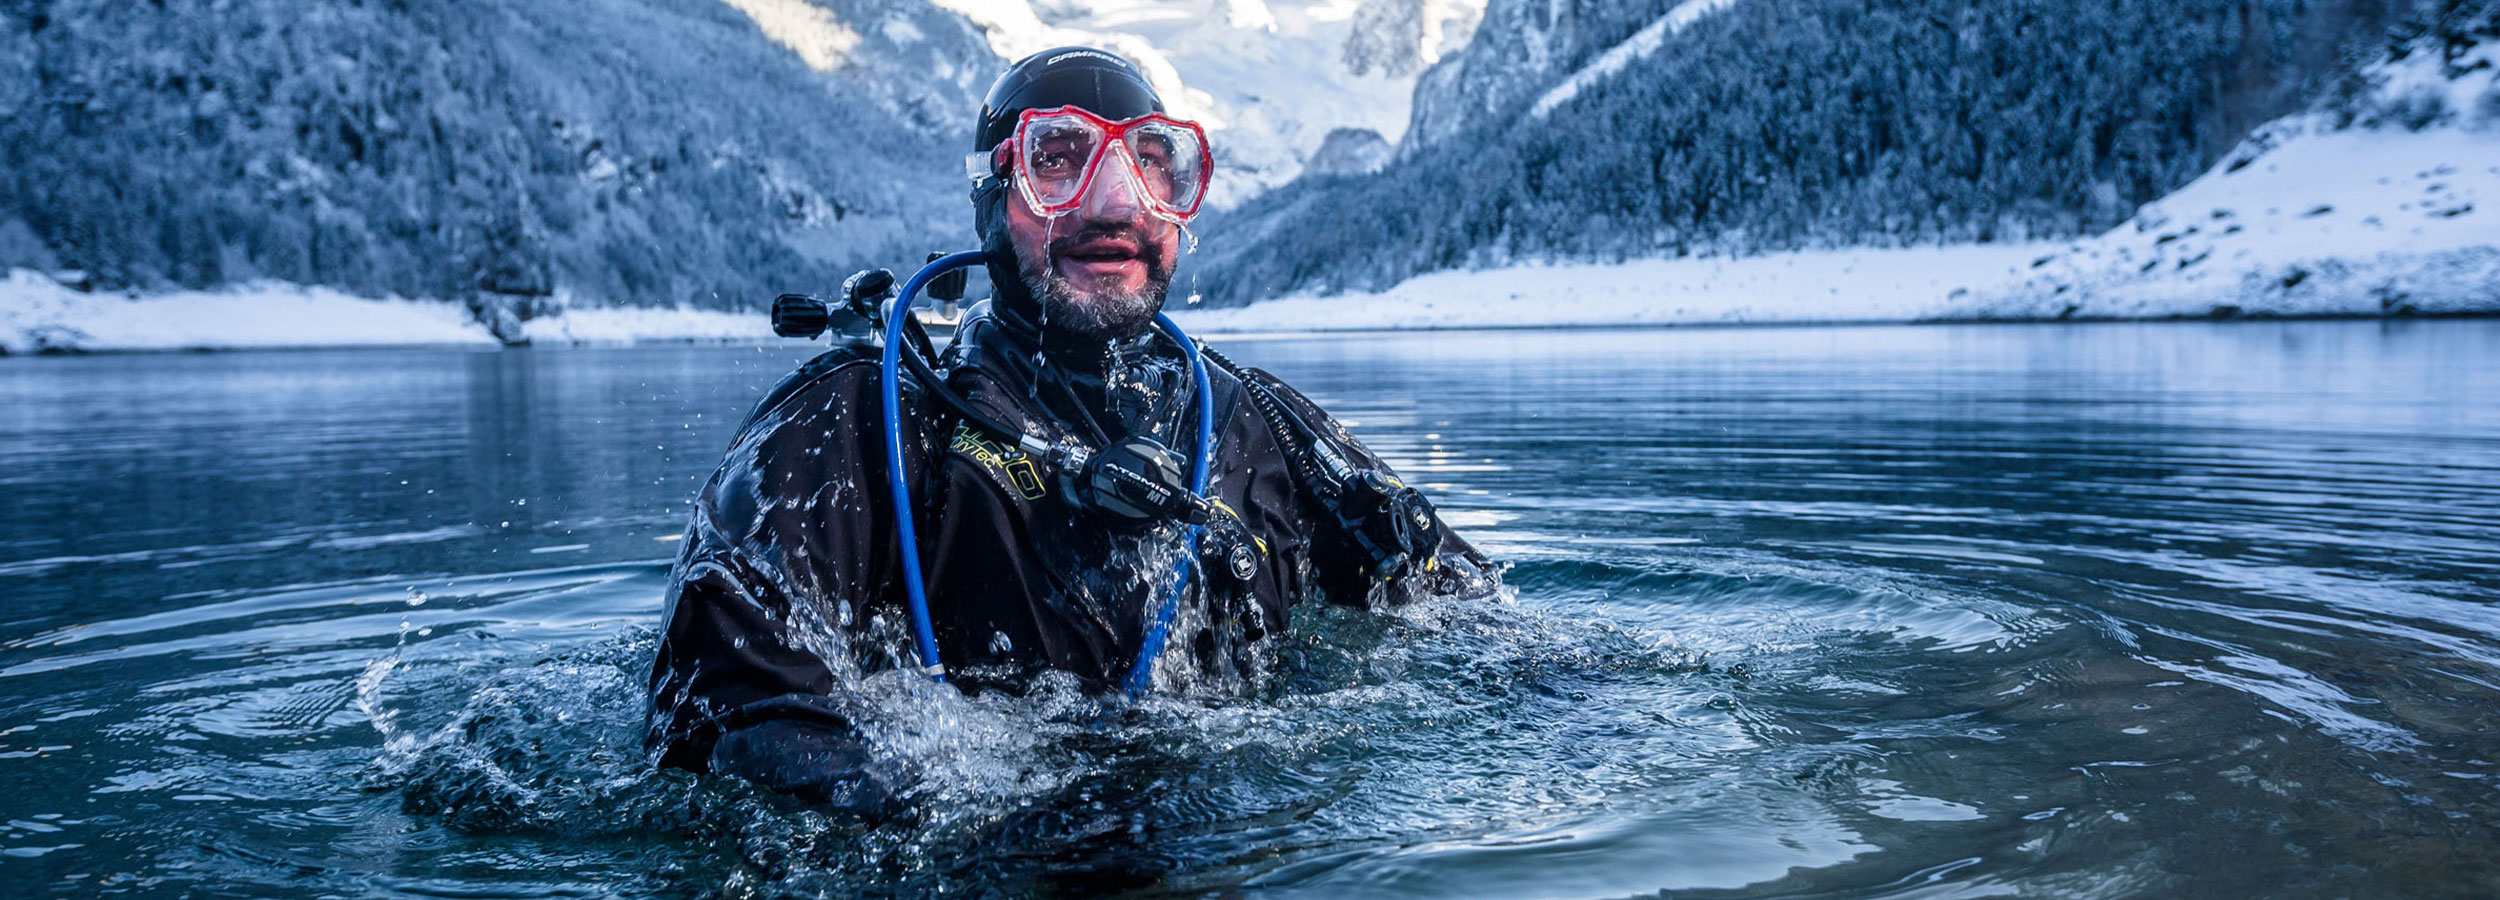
[1053,237,1146,284]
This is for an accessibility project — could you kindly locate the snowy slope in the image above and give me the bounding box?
[1961,41,2500,320]
[1177,34,2500,332]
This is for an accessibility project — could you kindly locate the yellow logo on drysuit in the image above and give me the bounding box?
[949,422,1047,500]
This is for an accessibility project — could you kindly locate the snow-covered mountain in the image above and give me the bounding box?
[0,0,998,313]
[1193,0,2440,307]
[9,0,2490,349]
[1175,22,2500,331]
[0,0,1475,318]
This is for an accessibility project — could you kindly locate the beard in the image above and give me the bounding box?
[1018,223,1173,342]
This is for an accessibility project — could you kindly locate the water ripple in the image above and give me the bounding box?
[4,324,2498,896]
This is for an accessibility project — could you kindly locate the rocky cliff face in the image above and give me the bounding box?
[1398,0,1689,153]
[1305,127,1394,176]
[1342,0,1485,78]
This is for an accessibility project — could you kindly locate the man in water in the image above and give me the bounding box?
[645,47,1495,807]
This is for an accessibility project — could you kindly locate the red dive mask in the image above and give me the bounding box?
[977,105,1213,223]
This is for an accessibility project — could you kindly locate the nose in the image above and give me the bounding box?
[1078,143,1146,219]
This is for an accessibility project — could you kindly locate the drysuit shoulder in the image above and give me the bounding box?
[1214,358,1501,605]
[740,341,888,432]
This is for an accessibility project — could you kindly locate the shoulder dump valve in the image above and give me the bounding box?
[842,268,897,315]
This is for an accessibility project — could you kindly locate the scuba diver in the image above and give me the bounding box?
[645,46,1497,809]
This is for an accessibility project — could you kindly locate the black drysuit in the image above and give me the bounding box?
[645,302,1494,797]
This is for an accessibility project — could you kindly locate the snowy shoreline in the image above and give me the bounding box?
[8,281,2487,358]
[1183,306,2500,339]
[6,237,2491,356]
[0,271,774,355]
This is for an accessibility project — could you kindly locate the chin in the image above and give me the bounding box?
[1039,279,1167,341]
[1024,263,1172,342]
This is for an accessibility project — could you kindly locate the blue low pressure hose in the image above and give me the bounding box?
[1119,312,1214,696]
[881,250,989,681]
[881,252,1215,691]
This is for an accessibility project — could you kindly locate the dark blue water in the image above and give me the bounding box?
[3,321,2497,898]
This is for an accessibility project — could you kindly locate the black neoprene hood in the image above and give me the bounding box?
[974,47,1165,152]
[968,46,1169,322]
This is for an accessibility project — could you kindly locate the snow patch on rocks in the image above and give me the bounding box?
[1528,0,1737,119]
[1963,127,2500,321]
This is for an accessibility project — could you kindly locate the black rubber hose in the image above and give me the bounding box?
[894,335,1026,445]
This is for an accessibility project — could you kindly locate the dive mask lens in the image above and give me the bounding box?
[1018,113,1104,211]
[1124,120,1209,216]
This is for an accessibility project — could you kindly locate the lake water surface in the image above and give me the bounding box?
[3,320,2497,898]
